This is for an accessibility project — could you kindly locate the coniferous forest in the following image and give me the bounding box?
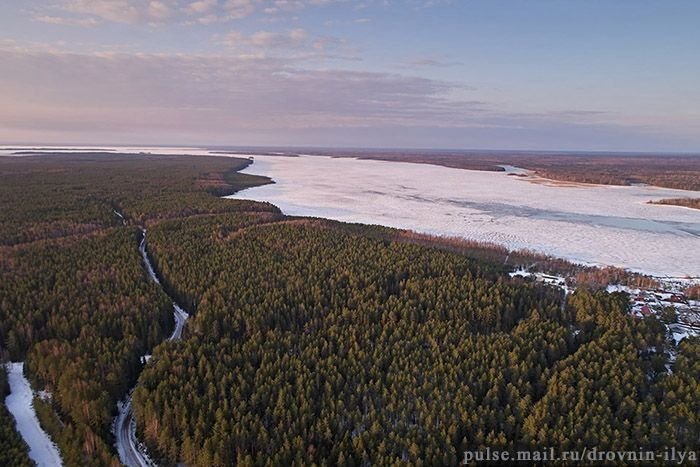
[0,154,697,466]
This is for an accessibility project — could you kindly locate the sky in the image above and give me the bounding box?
[0,0,699,151]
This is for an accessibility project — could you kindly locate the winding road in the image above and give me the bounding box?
[113,227,190,467]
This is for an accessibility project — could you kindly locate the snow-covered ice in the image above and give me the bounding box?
[226,155,700,278]
[4,362,63,467]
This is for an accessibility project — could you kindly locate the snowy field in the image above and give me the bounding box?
[226,155,700,278]
[4,362,63,467]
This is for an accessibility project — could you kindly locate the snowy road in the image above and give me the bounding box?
[113,228,190,467]
[4,362,63,467]
[114,396,152,467]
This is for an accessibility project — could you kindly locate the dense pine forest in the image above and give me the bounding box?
[132,216,697,465]
[0,154,276,465]
[1,153,697,466]
[2,228,174,464]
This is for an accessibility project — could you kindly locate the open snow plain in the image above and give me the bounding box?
[226,155,700,278]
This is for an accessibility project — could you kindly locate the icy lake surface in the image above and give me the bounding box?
[226,155,700,277]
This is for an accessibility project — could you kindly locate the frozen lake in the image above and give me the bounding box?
[226,155,700,277]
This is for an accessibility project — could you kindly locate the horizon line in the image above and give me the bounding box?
[2,142,700,157]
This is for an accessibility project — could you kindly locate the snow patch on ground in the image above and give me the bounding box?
[508,267,532,279]
[114,394,157,467]
[606,284,637,294]
[668,323,699,345]
[4,362,63,467]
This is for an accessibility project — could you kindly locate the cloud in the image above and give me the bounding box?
[397,56,463,69]
[36,0,341,26]
[262,0,336,15]
[222,28,308,49]
[31,0,254,26]
[221,0,257,20]
[148,1,173,20]
[60,0,143,24]
[0,45,486,140]
[34,15,100,27]
[1,43,695,150]
[219,28,353,60]
[184,0,217,14]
